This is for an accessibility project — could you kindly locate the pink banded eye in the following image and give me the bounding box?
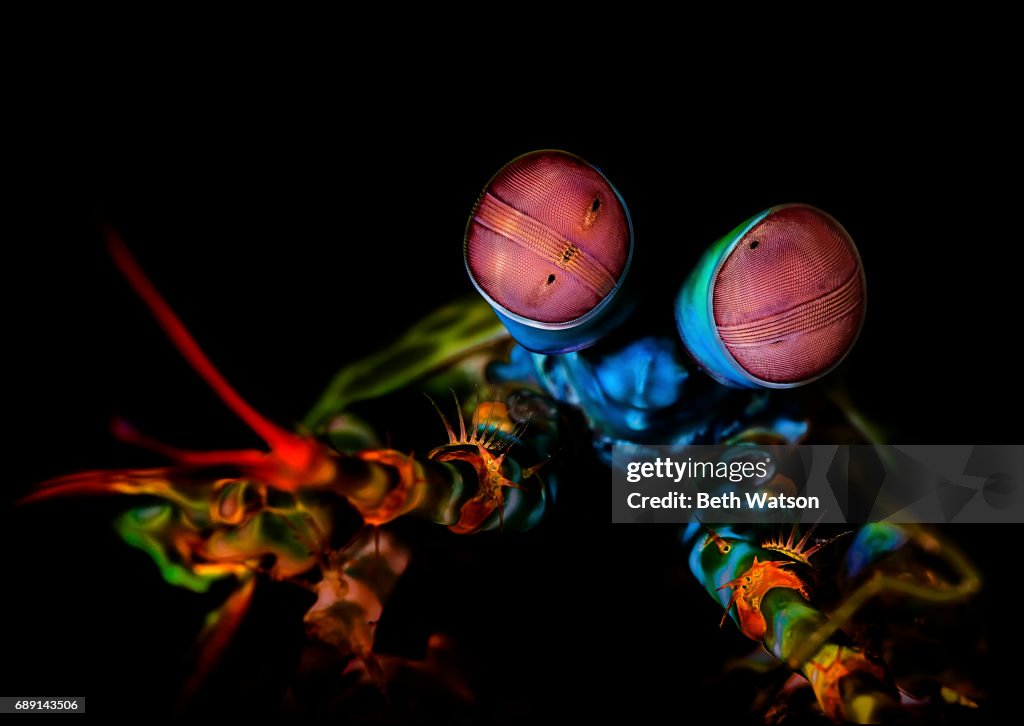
[465,150,631,325]
[711,206,865,385]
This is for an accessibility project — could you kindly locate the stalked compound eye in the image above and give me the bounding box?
[465,150,634,354]
[676,205,866,388]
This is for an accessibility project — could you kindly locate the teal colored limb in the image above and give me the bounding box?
[304,299,509,430]
[685,525,898,722]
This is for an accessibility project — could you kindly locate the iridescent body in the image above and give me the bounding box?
[23,153,981,721]
[19,250,896,717]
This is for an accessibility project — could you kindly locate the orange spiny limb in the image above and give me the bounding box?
[434,388,529,456]
[717,557,810,641]
[427,394,529,534]
[103,227,331,490]
[762,513,850,566]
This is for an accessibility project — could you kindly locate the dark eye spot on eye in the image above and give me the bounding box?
[749,240,760,250]
[582,197,601,230]
[547,274,556,285]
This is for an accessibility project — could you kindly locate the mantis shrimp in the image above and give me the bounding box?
[20,149,992,722]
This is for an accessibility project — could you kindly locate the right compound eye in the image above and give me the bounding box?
[676,204,866,388]
[465,150,634,354]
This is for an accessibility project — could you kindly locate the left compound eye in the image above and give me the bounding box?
[676,204,866,388]
[464,150,634,354]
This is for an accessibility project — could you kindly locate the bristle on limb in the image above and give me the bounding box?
[425,390,529,455]
[761,514,849,566]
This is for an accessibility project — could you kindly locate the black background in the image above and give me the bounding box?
[5,110,1022,722]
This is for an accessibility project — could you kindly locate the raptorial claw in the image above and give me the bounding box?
[716,557,810,641]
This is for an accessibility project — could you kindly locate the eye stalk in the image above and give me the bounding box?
[676,204,866,388]
[464,150,635,354]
